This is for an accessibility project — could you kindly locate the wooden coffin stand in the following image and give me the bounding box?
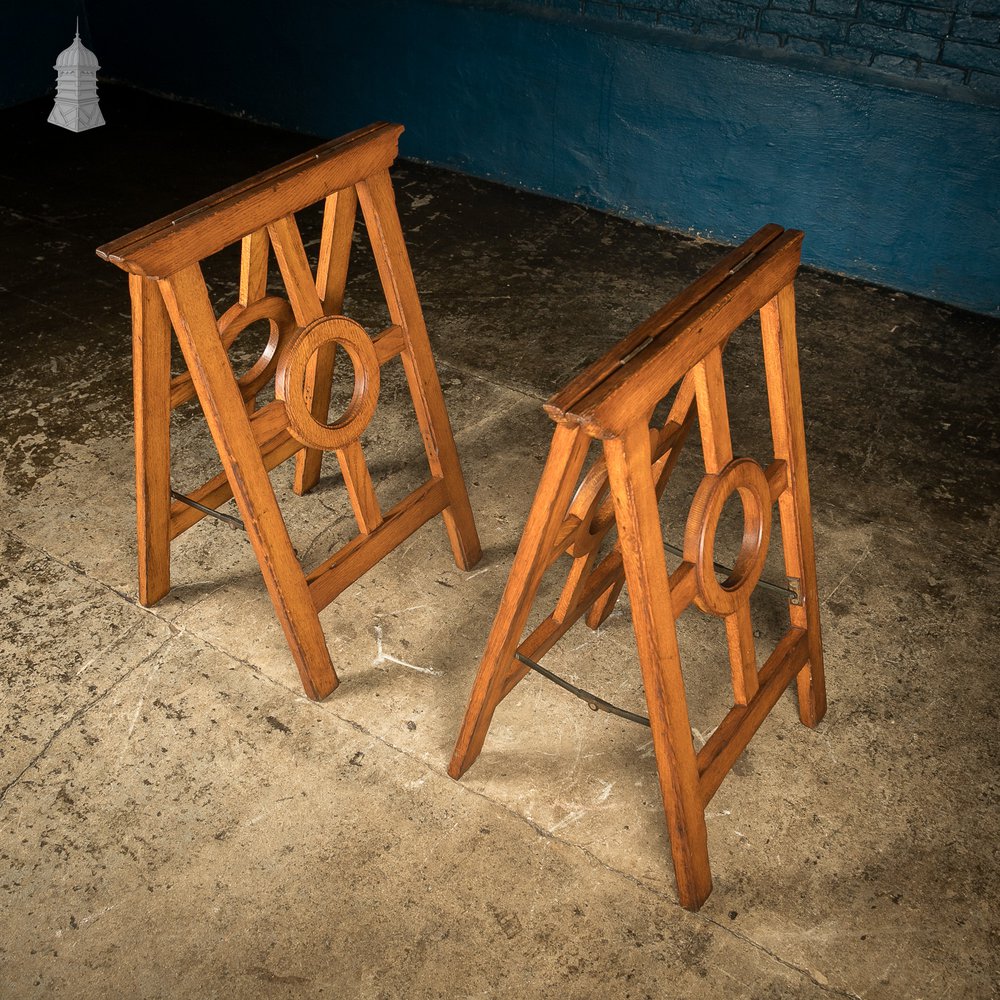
[449,224,827,911]
[97,123,481,701]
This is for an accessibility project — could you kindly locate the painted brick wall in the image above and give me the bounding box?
[544,0,1000,98]
[86,0,1000,314]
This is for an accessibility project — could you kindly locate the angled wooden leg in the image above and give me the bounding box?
[357,169,482,571]
[586,376,696,630]
[605,421,712,911]
[295,188,358,495]
[158,264,338,701]
[692,346,759,705]
[449,425,590,778]
[554,548,600,624]
[336,438,382,533]
[130,273,172,606]
[760,286,826,727]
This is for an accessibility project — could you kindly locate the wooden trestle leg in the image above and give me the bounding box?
[358,169,481,571]
[604,422,713,910]
[760,285,826,727]
[130,272,172,606]
[449,425,589,777]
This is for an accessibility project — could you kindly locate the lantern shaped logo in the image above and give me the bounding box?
[48,21,105,132]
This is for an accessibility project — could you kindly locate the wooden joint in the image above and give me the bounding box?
[697,628,810,804]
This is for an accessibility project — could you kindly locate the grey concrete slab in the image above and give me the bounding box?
[0,533,172,790]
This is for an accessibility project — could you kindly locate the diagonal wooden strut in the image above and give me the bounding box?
[99,123,481,700]
[449,224,826,911]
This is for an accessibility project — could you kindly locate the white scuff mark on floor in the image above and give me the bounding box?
[80,904,116,926]
[75,654,97,677]
[464,565,493,580]
[548,809,587,834]
[125,659,161,739]
[705,809,732,819]
[77,620,144,676]
[568,633,601,654]
[594,781,614,803]
[822,545,871,606]
[690,725,718,751]
[372,624,439,675]
[396,603,430,615]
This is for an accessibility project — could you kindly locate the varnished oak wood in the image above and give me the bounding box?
[295,187,358,495]
[691,347,759,705]
[239,228,270,307]
[760,285,827,727]
[448,424,591,777]
[307,477,449,611]
[100,124,480,700]
[449,225,826,911]
[545,230,804,438]
[604,422,713,908]
[130,273,172,605]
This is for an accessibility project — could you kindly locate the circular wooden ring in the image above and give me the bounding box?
[682,457,771,616]
[276,315,380,451]
[566,428,661,558]
[566,461,612,557]
[217,296,297,400]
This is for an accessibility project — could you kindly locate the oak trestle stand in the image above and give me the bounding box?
[449,224,827,911]
[96,123,481,700]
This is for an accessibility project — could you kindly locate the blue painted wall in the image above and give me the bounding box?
[86,0,999,314]
[531,0,1000,101]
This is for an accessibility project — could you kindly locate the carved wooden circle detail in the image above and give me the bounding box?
[276,315,380,451]
[217,296,297,400]
[683,457,771,616]
[566,425,677,558]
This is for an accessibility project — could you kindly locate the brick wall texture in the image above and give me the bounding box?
[540,0,1000,97]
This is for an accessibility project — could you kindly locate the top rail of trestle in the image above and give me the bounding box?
[543,224,804,440]
[95,122,404,280]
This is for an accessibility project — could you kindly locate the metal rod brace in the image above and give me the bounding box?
[515,541,796,727]
[663,541,795,600]
[170,489,246,530]
[515,651,651,727]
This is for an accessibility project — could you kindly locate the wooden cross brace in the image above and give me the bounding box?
[97,123,481,700]
[448,224,827,911]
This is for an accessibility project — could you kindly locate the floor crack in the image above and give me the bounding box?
[0,630,176,805]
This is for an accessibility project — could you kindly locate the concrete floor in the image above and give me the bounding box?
[1,86,998,999]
